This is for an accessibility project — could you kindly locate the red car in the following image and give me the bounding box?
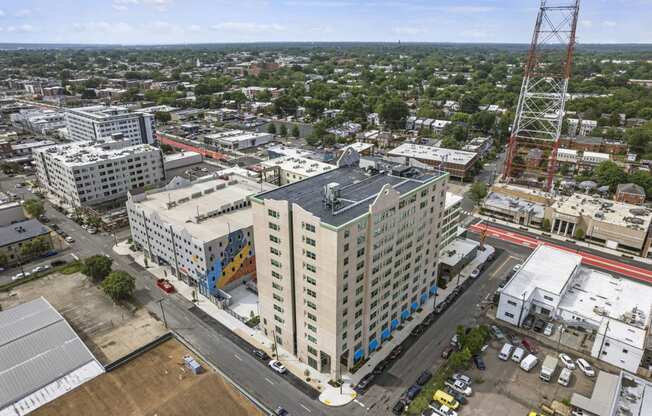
[521,338,537,354]
[156,278,175,293]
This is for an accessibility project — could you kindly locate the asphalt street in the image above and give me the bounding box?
[356,238,533,415]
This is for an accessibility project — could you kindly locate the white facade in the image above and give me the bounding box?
[591,319,646,373]
[127,175,274,295]
[205,130,273,150]
[260,156,335,185]
[439,192,462,251]
[252,152,448,379]
[65,105,155,145]
[33,141,165,207]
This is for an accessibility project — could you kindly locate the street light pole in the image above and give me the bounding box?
[156,298,168,329]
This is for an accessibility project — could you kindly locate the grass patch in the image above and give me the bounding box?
[245,315,260,328]
[60,261,82,274]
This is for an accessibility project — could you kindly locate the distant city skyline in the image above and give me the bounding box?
[0,0,651,45]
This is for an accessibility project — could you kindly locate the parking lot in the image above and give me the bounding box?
[459,328,596,415]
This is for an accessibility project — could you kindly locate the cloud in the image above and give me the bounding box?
[14,9,33,17]
[603,20,617,27]
[113,0,173,12]
[460,29,490,39]
[0,9,5,17]
[6,24,35,33]
[72,21,134,34]
[187,24,202,32]
[284,1,355,6]
[391,26,427,36]
[580,20,593,28]
[212,22,285,34]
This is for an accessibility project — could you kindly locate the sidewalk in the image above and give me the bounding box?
[477,214,652,265]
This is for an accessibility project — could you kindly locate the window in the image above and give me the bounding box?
[270,247,281,256]
[268,222,280,231]
[272,270,282,280]
[307,312,317,322]
[305,263,316,273]
[305,275,317,285]
[306,289,317,298]
[504,312,515,318]
[507,300,518,306]
[274,315,284,324]
[268,209,279,218]
[543,295,554,302]
[273,304,284,313]
[273,293,284,302]
[269,235,280,244]
[305,237,316,247]
[306,300,317,310]
[305,250,316,260]
[271,259,282,268]
[303,223,316,233]
[272,282,283,291]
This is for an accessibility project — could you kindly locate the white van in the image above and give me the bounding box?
[520,354,538,372]
[558,368,572,387]
[499,343,514,361]
[511,347,525,363]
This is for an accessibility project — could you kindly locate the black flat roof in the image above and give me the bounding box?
[255,166,443,227]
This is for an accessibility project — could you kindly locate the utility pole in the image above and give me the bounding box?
[156,298,168,329]
[272,330,279,359]
[517,291,527,327]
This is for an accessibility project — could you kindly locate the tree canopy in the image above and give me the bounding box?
[81,255,113,282]
[101,271,135,301]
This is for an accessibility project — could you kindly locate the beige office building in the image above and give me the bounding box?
[251,150,448,379]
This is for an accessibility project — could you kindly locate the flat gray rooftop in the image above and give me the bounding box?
[256,166,443,227]
[0,219,50,247]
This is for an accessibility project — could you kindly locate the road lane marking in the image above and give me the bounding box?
[234,353,242,361]
[354,399,366,408]
[299,404,312,413]
[265,377,275,385]
[70,253,79,260]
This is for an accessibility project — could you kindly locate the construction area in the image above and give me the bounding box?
[33,338,264,416]
[0,270,165,363]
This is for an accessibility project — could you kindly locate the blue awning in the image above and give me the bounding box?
[391,319,399,330]
[420,293,428,304]
[401,309,410,320]
[430,285,438,295]
[369,339,379,351]
[353,349,364,362]
[411,302,419,311]
[381,328,391,340]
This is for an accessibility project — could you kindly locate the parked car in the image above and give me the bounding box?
[423,314,434,326]
[441,346,454,359]
[490,325,506,341]
[373,360,389,375]
[416,370,433,386]
[65,236,75,243]
[87,227,97,234]
[533,319,546,333]
[522,315,535,330]
[354,373,375,393]
[559,353,576,370]
[469,268,480,279]
[521,338,537,354]
[473,355,486,370]
[406,384,422,401]
[450,334,459,347]
[12,272,31,281]
[513,264,522,272]
[576,359,595,377]
[443,388,467,405]
[389,345,403,360]
[511,347,525,363]
[268,360,287,374]
[451,373,472,386]
[51,259,67,267]
[543,323,554,336]
[411,325,425,337]
[275,406,289,416]
[392,399,408,415]
[156,278,175,293]
[253,349,270,361]
[31,265,50,274]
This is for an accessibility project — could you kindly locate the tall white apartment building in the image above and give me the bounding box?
[65,105,155,145]
[33,141,165,207]
[251,149,448,378]
[127,175,275,297]
[439,192,462,251]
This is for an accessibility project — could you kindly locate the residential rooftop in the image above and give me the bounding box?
[551,194,652,230]
[132,175,274,241]
[484,191,545,218]
[388,142,477,165]
[0,219,50,247]
[34,140,159,167]
[439,238,480,267]
[254,164,445,227]
[444,192,463,210]
[204,130,270,143]
[260,155,335,177]
[66,105,137,120]
[502,245,581,298]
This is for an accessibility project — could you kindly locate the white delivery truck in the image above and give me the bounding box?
[520,354,538,372]
[540,355,559,382]
[558,368,572,387]
[499,343,513,361]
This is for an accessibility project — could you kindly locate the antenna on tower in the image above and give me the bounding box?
[502,0,581,192]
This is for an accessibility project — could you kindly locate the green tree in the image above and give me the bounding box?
[342,96,366,123]
[21,236,51,258]
[154,111,171,123]
[101,271,135,301]
[279,124,288,137]
[469,181,488,203]
[574,228,585,240]
[542,218,551,231]
[378,97,409,130]
[291,124,300,138]
[23,198,44,219]
[593,161,627,191]
[0,252,7,268]
[628,170,652,199]
[440,136,461,150]
[470,111,496,133]
[267,123,277,135]
[81,255,113,282]
[626,127,652,157]
[460,94,480,114]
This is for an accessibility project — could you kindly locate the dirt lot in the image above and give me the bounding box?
[0,271,165,363]
[460,336,595,415]
[34,338,263,416]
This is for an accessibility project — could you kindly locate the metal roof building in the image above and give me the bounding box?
[0,297,104,416]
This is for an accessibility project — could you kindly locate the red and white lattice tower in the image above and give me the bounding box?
[502,0,580,191]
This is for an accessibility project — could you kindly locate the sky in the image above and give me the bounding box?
[0,0,651,45]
